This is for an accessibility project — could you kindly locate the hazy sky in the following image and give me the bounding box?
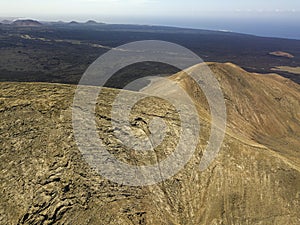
[1,0,299,21]
[1,0,300,39]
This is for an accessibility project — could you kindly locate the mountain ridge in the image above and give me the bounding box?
[1,62,299,224]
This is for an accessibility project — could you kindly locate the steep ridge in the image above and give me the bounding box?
[171,63,300,168]
[0,62,300,224]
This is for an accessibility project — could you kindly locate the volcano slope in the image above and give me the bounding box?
[0,62,300,224]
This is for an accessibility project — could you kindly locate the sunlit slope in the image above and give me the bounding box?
[0,62,299,224]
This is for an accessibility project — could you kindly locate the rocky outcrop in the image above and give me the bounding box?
[0,62,300,224]
[269,51,294,59]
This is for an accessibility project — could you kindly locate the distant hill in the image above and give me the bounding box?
[68,21,80,25]
[85,20,99,25]
[12,19,42,27]
[67,20,105,25]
